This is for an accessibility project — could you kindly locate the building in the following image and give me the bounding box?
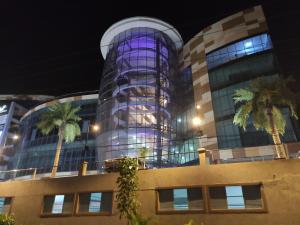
[6,5,300,177]
[15,93,99,176]
[0,95,53,177]
[1,5,300,225]
[177,5,300,163]
[97,17,183,166]
[96,5,300,166]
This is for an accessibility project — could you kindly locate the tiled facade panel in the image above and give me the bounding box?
[178,5,270,156]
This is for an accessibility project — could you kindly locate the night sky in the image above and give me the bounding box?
[1,0,299,96]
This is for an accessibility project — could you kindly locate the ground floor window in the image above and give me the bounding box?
[77,192,113,214]
[208,184,264,211]
[42,194,74,215]
[157,187,204,212]
[0,197,12,214]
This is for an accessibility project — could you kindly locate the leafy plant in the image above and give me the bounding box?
[116,157,139,220]
[116,157,151,225]
[128,213,151,225]
[37,102,81,177]
[183,219,195,225]
[0,214,16,225]
[233,76,298,158]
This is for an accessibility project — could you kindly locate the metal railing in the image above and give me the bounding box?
[2,143,299,182]
[0,168,37,181]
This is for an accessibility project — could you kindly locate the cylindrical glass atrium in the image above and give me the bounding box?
[97,17,183,165]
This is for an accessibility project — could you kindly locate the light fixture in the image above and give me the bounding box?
[192,117,202,126]
[177,118,182,123]
[12,134,19,140]
[244,41,252,48]
[196,105,201,109]
[92,124,100,132]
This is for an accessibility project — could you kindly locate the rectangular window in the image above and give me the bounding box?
[158,188,203,212]
[77,192,113,214]
[42,194,74,215]
[0,197,12,214]
[209,184,264,211]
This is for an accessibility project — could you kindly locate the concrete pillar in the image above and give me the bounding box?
[198,148,206,167]
[78,161,88,176]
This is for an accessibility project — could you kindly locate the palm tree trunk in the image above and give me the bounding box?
[51,128,64,177]
[267,108,287,159]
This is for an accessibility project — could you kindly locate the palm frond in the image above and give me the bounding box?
[252,107,270,132]
[272,106,286,135]
[64,122,81,143]
[233,102,253,130]
[233,88,254,103]
[233,76,298,137]
[37,102,81,142]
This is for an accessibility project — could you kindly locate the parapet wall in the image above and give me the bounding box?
[0,158,300,225]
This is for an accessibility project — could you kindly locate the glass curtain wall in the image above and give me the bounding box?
[207,33,298,149]
[97,27,177,165]
[15,99,98,173]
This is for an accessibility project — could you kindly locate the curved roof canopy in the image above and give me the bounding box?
[100,17,183,59]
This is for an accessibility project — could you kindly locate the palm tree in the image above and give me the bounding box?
[233,76,298,159]
[37,102,81,177]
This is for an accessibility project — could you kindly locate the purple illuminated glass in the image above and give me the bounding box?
[98,27,177,164]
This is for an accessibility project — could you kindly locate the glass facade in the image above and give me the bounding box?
[208,34,298,149]
[168,65,199,165]
[15,97,98,173]
[206,33,273,70]
[97,27,178,165]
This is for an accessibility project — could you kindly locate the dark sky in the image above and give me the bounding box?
[1,0,299,96]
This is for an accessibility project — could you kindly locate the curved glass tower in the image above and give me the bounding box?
[97,17,183,165]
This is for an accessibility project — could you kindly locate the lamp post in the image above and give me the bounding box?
[80,122,100,163]
[79,122,100,176]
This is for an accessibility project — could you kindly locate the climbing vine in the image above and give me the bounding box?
[116,157,140,220]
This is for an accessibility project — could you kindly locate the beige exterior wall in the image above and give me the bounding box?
[0,159,300,225]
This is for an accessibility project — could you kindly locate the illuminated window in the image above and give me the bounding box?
[0,197,12,214]
[78,192,113,214]
[158,188,203,212]
[206,33,273,70]
[209,184,263,210]
[42,194,74,215]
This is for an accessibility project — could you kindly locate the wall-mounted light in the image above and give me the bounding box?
[192,117,202,126]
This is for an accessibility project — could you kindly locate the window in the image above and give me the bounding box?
[0,197,12,214]
[77,192,113,214]
[158,188,203,212]
[216,119,242,149]
[209,184,264,211]
[208,53,276,90]
[206,33,273,70]
[42,194,74,215]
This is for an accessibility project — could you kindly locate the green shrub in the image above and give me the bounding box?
[0,214,16,225]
